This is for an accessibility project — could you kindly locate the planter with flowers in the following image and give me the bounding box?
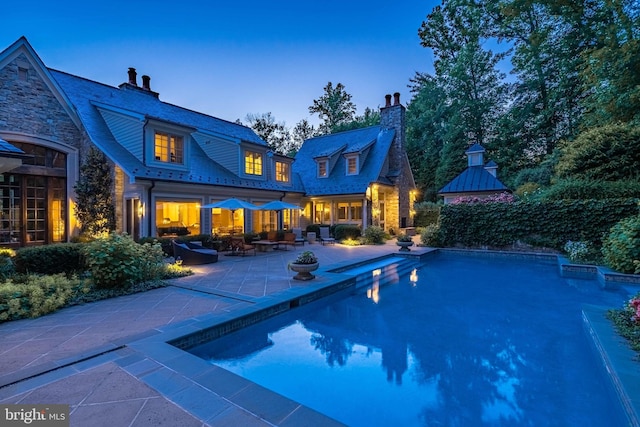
[396,234,414,252]
[288,251,319,281]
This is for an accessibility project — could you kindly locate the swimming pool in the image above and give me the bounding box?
[189,253,630,426]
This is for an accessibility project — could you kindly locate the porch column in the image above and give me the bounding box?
[362,198,368,231]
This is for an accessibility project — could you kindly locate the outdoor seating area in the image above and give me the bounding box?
[171,241,218,265]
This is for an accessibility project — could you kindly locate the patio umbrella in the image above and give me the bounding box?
[259,200,302,230]
[258,200,302,211]
[201,198,259,233]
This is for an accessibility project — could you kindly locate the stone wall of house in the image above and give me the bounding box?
[0,53,82,147]
[380,93,414,229]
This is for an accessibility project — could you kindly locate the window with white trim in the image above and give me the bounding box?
[346,155,358,175]
[318,160,328,178]
[154,132,184,164]
[245,150,263,175]
[275,161,290,182]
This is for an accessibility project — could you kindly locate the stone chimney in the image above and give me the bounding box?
[127,67,137,86]
[141,75,151,91]
[380,92,406,174]
[380,92,412,230]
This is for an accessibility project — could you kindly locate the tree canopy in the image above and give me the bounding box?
[407,0,640,200]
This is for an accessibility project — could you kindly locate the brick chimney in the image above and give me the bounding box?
[141,75,151,91]
[127,67,137,86]
[119,70,159,98]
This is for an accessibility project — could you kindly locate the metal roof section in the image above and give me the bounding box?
[48,69,304,193]
[294,125,395,196]
[465,143,485,154]
[438,166,509,194]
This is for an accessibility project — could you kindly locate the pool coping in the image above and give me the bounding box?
[124,254,421,426]
[123,248,640,426]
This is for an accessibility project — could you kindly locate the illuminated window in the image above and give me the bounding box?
[275,161,289,182]
[318,160,328,178]
[245,150,263,175]
[154,132,183,163]
[346,156,358,175]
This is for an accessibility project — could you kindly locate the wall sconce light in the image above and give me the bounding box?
[137,202,144,217]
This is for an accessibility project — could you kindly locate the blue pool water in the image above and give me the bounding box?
[189,253,630,426]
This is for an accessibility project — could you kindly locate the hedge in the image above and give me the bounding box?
[438,198,639,250]
[14,243,84,275]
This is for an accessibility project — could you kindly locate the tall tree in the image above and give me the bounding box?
[308,82,356,134]
[415,0,509,194]
[291,119,317,152]
[331,107,380,133]
[418,0,509,147]
[74,146,116,237]
[406,74,449,201]
[579,0,640,126]
[244,112,294,155]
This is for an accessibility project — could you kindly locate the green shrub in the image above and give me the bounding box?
[539,179,640,201]
[333,225,361,241]
[555,123,640,181]
[363,226,386,244]
[414,202,441,227]
[438,198,639,250]
[607,293,640,354]
[0,274,79,321]
[602,214,640,274]
[306,224,321,235]
[420,224,443,247]
[82,233,165,289]
[14,243,84,275]
[0,248,15,281]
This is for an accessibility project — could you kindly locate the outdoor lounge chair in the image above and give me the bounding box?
[292,228,305,246]
[231,236,256,256]
[319,227,335,245]
[172,240,218,265]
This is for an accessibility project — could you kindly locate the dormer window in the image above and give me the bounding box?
[245,150,263,176]
[346,155,359,175]
[275,161,290,182]
[154,132,183,164]
[318,160,328,178]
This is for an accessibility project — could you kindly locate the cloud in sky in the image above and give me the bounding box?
[1,0,438,127]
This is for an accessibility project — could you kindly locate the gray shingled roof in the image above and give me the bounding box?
[293,126,394,196]
[438,166,509,194]
[49,69,304,192]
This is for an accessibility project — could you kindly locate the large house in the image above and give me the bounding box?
[0,37,416,247]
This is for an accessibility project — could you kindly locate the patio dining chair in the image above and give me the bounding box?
[230,236,256,256]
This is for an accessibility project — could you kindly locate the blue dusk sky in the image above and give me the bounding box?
[1,0,440,128]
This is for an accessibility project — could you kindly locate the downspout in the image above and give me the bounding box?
[147,180,155,236]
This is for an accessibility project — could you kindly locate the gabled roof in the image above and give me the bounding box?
[47,69,304,192]
[438,166,509,194]
[293,125,394,196]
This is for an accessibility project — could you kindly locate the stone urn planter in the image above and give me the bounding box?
[289,250,319,281]
[396,234,414,252]
[289,262,319,281]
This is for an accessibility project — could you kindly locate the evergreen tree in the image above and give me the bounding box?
[74,146,115,236]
